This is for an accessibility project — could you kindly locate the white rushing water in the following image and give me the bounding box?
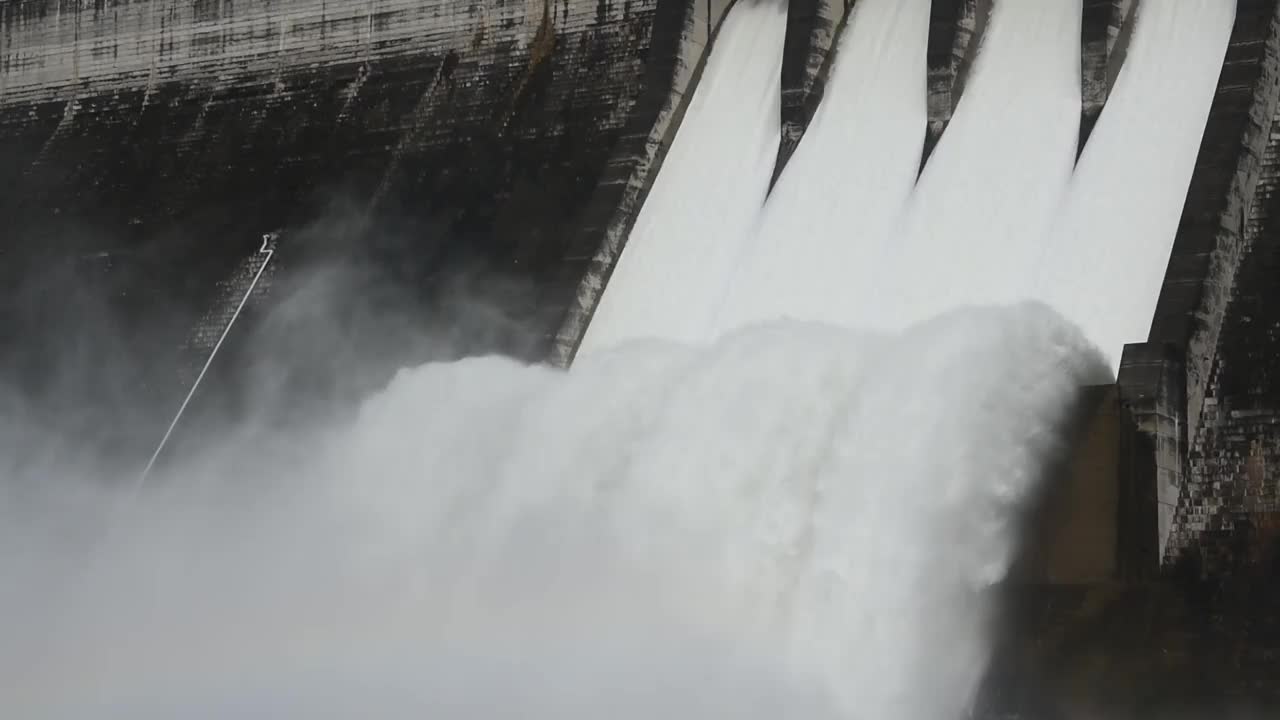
[1031,0,1236,368]
[0,0,1237,718]
[578,0,787,353]
[712,0,930,333]
[866,0,1083,334]
[2,305,1107,720]
[587,0,1232,372]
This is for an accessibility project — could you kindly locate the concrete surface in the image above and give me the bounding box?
[3,1,1280,714]
[0,0,731,449]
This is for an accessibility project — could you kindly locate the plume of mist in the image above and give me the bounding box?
[1,298,1110,720]
[0,200,545,482]
[0,239,211,477]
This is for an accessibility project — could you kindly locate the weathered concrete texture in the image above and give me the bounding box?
[1117,342,1187,560]
[0,0,727,442]
[982,385,1277,718]
[177,234,278,389]
[1164,106,1280,580]
[1078,0,1138,159]
[1146,0,1280,439]
[1134,0,1280,579]
[769,0,843,186]
[769,0,1136,180]
[920,0,988,171]
[770,0,992,186]
[1008,7,1280,698]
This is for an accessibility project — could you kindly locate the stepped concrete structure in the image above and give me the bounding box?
[2,0,1279,716]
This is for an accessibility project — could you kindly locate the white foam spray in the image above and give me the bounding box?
[1,304,1108,720]
[0,0,1237,717]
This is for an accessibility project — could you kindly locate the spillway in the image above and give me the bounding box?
[869,0,1082,334]
[584,0,1232,373]
[1034,0,1237,368]
[1,304,1106,719]
[0,0,1261,718]
[564,0,1233,714]
[711,0,930,336]
[577,0,787,353]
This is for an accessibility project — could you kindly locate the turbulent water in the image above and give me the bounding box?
[0,0,1237,717]
[2,304,1107,719]
[589,0,1232,371]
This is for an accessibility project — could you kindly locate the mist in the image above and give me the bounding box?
[0,274,1109,719]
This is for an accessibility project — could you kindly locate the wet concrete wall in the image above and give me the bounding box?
[1142,0,1280,438]
[772,0,1137,182]
[978,576,1280,719]
[921,0,988,169]
[3,0,1279,712]
[1160,0,1280,585]
[1079,0,1138,157]
[0,0,735,455]
[993,7,1280,711]
[1113,0,1280,574]
[982,380,1277,719]
[771,0,841,184]
[1117,343,1188,559]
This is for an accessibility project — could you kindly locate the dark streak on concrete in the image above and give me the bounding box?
[770,0,842,189]
[764,0,856,190]
[1078,0,1139,161]
[1161,0,1280,588]
[0,0,682,456]
[1144,0,1279,440]
[920,0,990,176]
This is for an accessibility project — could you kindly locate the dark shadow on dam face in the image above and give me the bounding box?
[0,0,682,474]
[164,206,549,448]
[975,386,1280,719]
[0,199,550,481]
[0,226,216,471]
[1,145,584,476]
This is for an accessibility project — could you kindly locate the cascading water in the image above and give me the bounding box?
[0,0,1236,718]
[3,305,1107,719]
[1032,0,1237,368]
[711,0,930,333]
[578,0,788,353]
[866,0,1083,334]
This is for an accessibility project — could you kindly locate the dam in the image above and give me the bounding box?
[1,0,1279,717]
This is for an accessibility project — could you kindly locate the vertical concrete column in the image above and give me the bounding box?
[921,0,990,171]
[1117,342,1188,563]
[772,0,843,186]
[1078,0,1138,158]
[1149,0,1280,439]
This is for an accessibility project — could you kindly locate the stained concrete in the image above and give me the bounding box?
[3,0,1280,711]
[771,0,842,186]
[1144,0,1280,439]
[1079,0,1139,158]
[0,0,730,453]
[920,0,989,171]
[1163,0,1280,584]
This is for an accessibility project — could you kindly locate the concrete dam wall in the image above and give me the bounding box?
[0,0,733,452]
[0,0,1136,395]
[3,0,1280,716]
